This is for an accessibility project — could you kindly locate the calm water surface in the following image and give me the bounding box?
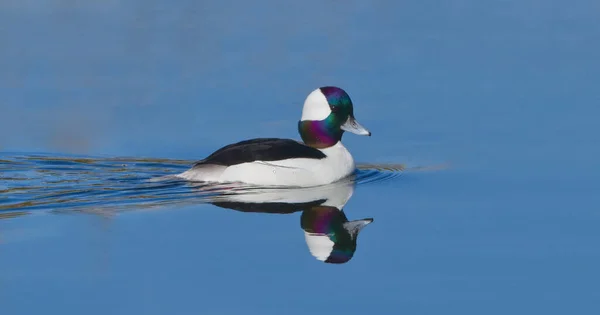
[1,1,600,314]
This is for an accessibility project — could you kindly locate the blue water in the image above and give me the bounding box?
[1,1,600,314]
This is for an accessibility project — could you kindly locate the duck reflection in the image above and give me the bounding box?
[198,178,372,264]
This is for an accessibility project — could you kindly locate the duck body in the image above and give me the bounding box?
[177,138,355,187]
[176,86,371,187]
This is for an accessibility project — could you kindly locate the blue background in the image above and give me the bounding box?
[1,1,599,314]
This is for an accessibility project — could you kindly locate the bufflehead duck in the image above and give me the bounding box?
[176,86,371,187]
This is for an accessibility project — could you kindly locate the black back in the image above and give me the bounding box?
[193,138,326,167]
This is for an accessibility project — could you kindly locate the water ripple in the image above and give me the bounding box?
[0,153,418,216]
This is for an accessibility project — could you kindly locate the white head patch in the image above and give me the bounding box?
[300,88,332,121]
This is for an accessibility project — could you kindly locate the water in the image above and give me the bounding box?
[0,153,405,215]
[1,153,408,265]
[1,1,600,314]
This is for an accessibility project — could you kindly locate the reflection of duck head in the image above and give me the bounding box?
[202,178,373,264]
[302,206,372,264]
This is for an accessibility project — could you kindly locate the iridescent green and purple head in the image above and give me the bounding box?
[298,86,371,148]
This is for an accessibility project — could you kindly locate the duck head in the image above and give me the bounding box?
[298,86,371,149]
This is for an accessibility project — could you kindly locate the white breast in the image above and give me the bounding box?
[177,142,356,187]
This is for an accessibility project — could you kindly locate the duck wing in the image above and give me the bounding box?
[192,138,326,167]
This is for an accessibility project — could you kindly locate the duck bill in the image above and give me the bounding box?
[341,116,371,136]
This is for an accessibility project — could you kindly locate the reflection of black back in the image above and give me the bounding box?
[211,199,326,214]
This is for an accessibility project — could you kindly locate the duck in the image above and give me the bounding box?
[176,86,371,187]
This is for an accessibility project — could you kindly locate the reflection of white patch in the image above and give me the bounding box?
[204,178,355,208]
[300,88,331,121]
[304,232,334,261]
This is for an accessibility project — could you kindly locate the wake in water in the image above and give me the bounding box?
[0,153,431,217]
